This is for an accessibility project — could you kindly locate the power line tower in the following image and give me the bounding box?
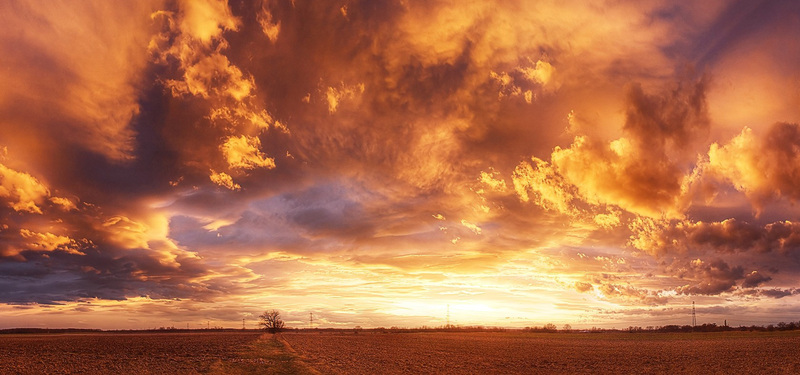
[242,318,246,330]
[692,301,696,328]
[309,312,313,329]
[446,304,450,328]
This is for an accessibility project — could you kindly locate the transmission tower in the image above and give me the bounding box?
[692,301,696,327]
[446,304,450,328]
[309,312,313,329]
[242,318,246,330]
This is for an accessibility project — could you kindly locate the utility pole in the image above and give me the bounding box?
[309,312,313,329]
[207,321,210,330]
[447,304,450,328]
[692,301,696,328]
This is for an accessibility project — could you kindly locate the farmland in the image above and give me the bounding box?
[284,330,800,374]
[1,330,798,374]
[0,331,314,374]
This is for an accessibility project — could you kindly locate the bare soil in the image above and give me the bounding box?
[0,332,262,374]
[284,330,800,374]
[2,330,798,374]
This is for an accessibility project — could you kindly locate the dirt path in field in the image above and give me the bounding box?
[208,333,320,375]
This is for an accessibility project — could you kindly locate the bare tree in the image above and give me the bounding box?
[562,324,572,332]
[259,310,285,333]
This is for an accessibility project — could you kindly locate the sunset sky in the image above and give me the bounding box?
[1,0,800,330]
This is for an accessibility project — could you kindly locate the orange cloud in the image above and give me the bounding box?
[326,83,365,113]
[209,170,241,191]
[0,1,158,161]
[706,123,800,210]
[509,77,708,219]
[511,157,576,216]
[166,54,254,100]
[221,135,276,170]
[19,229,84,256]
[0,163,50,214]
[257,6,281,43]
[178,0,240,45]
[152,0,253,102]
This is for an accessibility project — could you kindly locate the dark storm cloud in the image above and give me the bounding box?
[668,259,744,296]
[742,271,772,288]
[0,204,222,304]
[0,247,211,305]
[636,218,800,255]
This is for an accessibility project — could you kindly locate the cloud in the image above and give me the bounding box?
[209,106,289,134]
[460,220,482,235]
[165,54,254,100]
[574,281,593,293]
[549,78,709,219]
[598,282,668,305]
[177,0,239,45]
[742,271,771,288]
[629,218,800,256]
[669,258,744,296]
[152,0,253,102]
[326,83,365,114]
[0,1,157,161]
[706,122,800,210]
[257,6,281,43]
[511,157,576,215]
[0,206,223,304]
[0,163,49,214]
[490,60,559,103]
[221,135,276,170]
[49,197,77,211]
[18,229,84,255]
[209,170,241,191]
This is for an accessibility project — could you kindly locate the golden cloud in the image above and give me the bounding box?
[552,135,684,218]
[19,229,84,255]
[511,157,576,216]
[0,1,158,161]
[0,163,50,214]
[167,54,254,100]
[221,135,276,170]
[178,0,240,45]
[706,123,800,210]
[326,83,365,114]
[257,6,281,43]
[100,216,150,250]
[152,0,253,102]
[209,170,241,191]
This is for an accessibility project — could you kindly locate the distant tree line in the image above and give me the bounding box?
[6,319,799,335]
[624,321,800,333]
[282,320,800,334]
[0,328,101,334]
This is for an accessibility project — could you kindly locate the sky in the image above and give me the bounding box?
[1,0,799,330]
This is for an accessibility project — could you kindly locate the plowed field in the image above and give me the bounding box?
[284,331,800,374]
[2,331,799,374]
[0,332,263,374]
